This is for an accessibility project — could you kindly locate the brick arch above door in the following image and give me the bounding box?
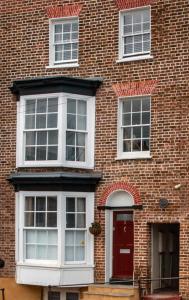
[98,181,142,207]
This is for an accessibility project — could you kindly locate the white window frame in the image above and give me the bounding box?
[117,95,151,160]
[16,191,94,267]
[17,92,95,168]
[118,6,152,63]
[48,17,79,68]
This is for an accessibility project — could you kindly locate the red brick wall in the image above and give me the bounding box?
[0,0,189,298]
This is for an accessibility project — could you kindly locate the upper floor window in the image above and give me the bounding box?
[17,93,95,168]
[49,18,79,67]
[118,96,151,159]
[119,7,151,61]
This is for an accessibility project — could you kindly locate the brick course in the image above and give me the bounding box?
[0,0,189,298]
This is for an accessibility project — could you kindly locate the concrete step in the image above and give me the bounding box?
[80,284,139,300]
[80,291,134,300]
[88,284,137,295]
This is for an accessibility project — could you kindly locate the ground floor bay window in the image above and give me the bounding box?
[16,191,94,286]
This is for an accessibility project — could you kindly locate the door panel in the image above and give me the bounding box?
[113,211,134,279]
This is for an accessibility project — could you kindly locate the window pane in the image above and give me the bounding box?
[47,146,58,160]
[65,246,74,261]
[36,115,46,129]
[124,14,132,25]
[143,126,150,138]
[25,147,35,160]
[72,22,78,32]
[48,131,58,145]
[124,25,132,34]
[76,147,85,162]
[77,198,85,212]
[26,245,36,259]
[122,114,131,126]
[55,24,62,33]
[25,115,35,129]
[123,100,131,113]
[133,11,142,23]
[36,212,45,227]
[133,140,141,151]
[78,100,86,115]
[25,197,34,211]
[143,22,150,32]
[66,131,75,146]
[132,113,141,125]
[143,9,150,22]
[48,291,60,300]
[66,214,75,228]
[132,99,141,112]
[142,139,150,151]
[36,146,46,160]
[36,197,46,211]
[37,131,47,145]
[67,99,76,114]
[48,231,57,245]
[67,114,76,129]
[37,230,47,244]
[143,41,150,52]
[25,212,34,227]
[47,245,57,260]
[25,99,35,114]
[142,112,150,124]
[47,213,57,227]
[66,293,79,300]
[66,146,75,161]
[47,197,57,211]
[47,114,57,128]
[37,99,47,113]
[133,127,141,139]
[123,127,131,139]
[123,140,131,152]
[63,23,71,32]
[77,115,86,130]
[133,24,142,33]
[66,198,75,212]
[142,98,150,111]
[134,43,142,53]
[36,245,47,259]
[125,43,133,54]
[26,132,36,145]
[48,98,58,113]
[63,51,71,61]
[75,246,85,261]
[77,214,85,228]
[26,230,36,243]
[65,231,74,245]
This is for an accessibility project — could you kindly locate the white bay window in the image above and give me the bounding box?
[16,191,94,286]
[17,93,95,168]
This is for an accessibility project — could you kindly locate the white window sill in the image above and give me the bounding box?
[116,55,153,63]
[116,152,151,160]
[17,162,94,169]
[46,63,79,69]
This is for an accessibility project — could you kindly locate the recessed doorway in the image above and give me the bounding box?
[151,223,179,293]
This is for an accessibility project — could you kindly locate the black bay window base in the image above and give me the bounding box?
[8,172,102,192]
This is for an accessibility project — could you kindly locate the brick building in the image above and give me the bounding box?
[0,0,189,300]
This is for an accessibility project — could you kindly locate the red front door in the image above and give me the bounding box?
[112,211,134,279]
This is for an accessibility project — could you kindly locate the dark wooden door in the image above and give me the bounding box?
[112,211,134,279]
